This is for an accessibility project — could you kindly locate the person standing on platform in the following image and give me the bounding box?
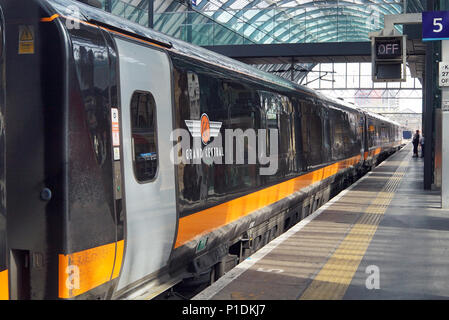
[420,135,425,158]
[412,129,420,158]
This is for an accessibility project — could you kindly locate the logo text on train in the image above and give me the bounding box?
[171,113,279,175]
[184,113,224,161]
[185,113,222,145]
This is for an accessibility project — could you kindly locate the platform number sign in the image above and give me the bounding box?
[423,11,449,41]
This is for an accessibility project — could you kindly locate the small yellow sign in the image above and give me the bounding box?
[18,25,34,54]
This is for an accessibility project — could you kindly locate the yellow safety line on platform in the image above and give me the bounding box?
[299,155,409,300]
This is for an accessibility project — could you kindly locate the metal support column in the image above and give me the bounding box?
[423,0,437,191]
[441,40,449,207]
[187,1,193,43]
[148,0,154,29]
[291,57,295,82]
[105,0,112,12]
[424,41,435,190]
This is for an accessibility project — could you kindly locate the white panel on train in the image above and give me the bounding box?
[115,38,177,291]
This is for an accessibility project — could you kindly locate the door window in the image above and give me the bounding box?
[130,91,158,182]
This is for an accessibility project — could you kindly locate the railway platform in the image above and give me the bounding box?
[193,143,449,300]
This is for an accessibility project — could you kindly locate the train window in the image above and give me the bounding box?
[187,71,201,119]
[330,108,345,161]
[303,103,323,166]
[227,82,261,191]
[130,91,158,182]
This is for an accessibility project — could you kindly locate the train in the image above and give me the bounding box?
[403,130,413,140]
[0,0,402,300]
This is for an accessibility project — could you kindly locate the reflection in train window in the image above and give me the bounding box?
[130,91,158,182]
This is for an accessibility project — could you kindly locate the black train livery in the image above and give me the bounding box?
[0,0,402,300]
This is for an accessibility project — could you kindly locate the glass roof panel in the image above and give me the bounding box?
[99,0,424,46]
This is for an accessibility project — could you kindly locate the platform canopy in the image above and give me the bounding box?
[186,0,407,44]
[99,1,424,46]
[98,0,425,83]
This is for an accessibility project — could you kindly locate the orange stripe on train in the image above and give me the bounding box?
[0,269,8,300]
[374,147,381,155]
[175,154,362,248]
[58,240,124,299]
[40,14,60,22]
[41,14,167,49]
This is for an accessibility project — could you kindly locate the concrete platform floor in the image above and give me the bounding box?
[194,144,449,300]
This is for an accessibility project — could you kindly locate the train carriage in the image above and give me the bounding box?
[0,0,402,300]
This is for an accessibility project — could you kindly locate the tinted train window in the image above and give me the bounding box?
[131,92,158,182]
[228,82,261,191]
[302,102,323,167]
[329,107,345,161]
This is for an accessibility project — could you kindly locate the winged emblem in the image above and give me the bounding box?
[185,113,222,144]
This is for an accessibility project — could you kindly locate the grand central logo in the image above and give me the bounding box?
[185,113,222,145]
[171,114,279,176]
[184,113,224,161]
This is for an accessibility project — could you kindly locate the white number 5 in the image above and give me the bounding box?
[434,17,443,33]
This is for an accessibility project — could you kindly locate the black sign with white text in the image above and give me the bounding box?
[375,39,402,59]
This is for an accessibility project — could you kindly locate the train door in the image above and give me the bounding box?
[361,114,367,157]
[114,38,177,292]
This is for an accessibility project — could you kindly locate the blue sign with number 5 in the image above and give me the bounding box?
[423,11,449,41]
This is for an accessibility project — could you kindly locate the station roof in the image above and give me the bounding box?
[155,0,424,44]
[191,0,402,43]
[104,0,426,80]
[107,1,424,45]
